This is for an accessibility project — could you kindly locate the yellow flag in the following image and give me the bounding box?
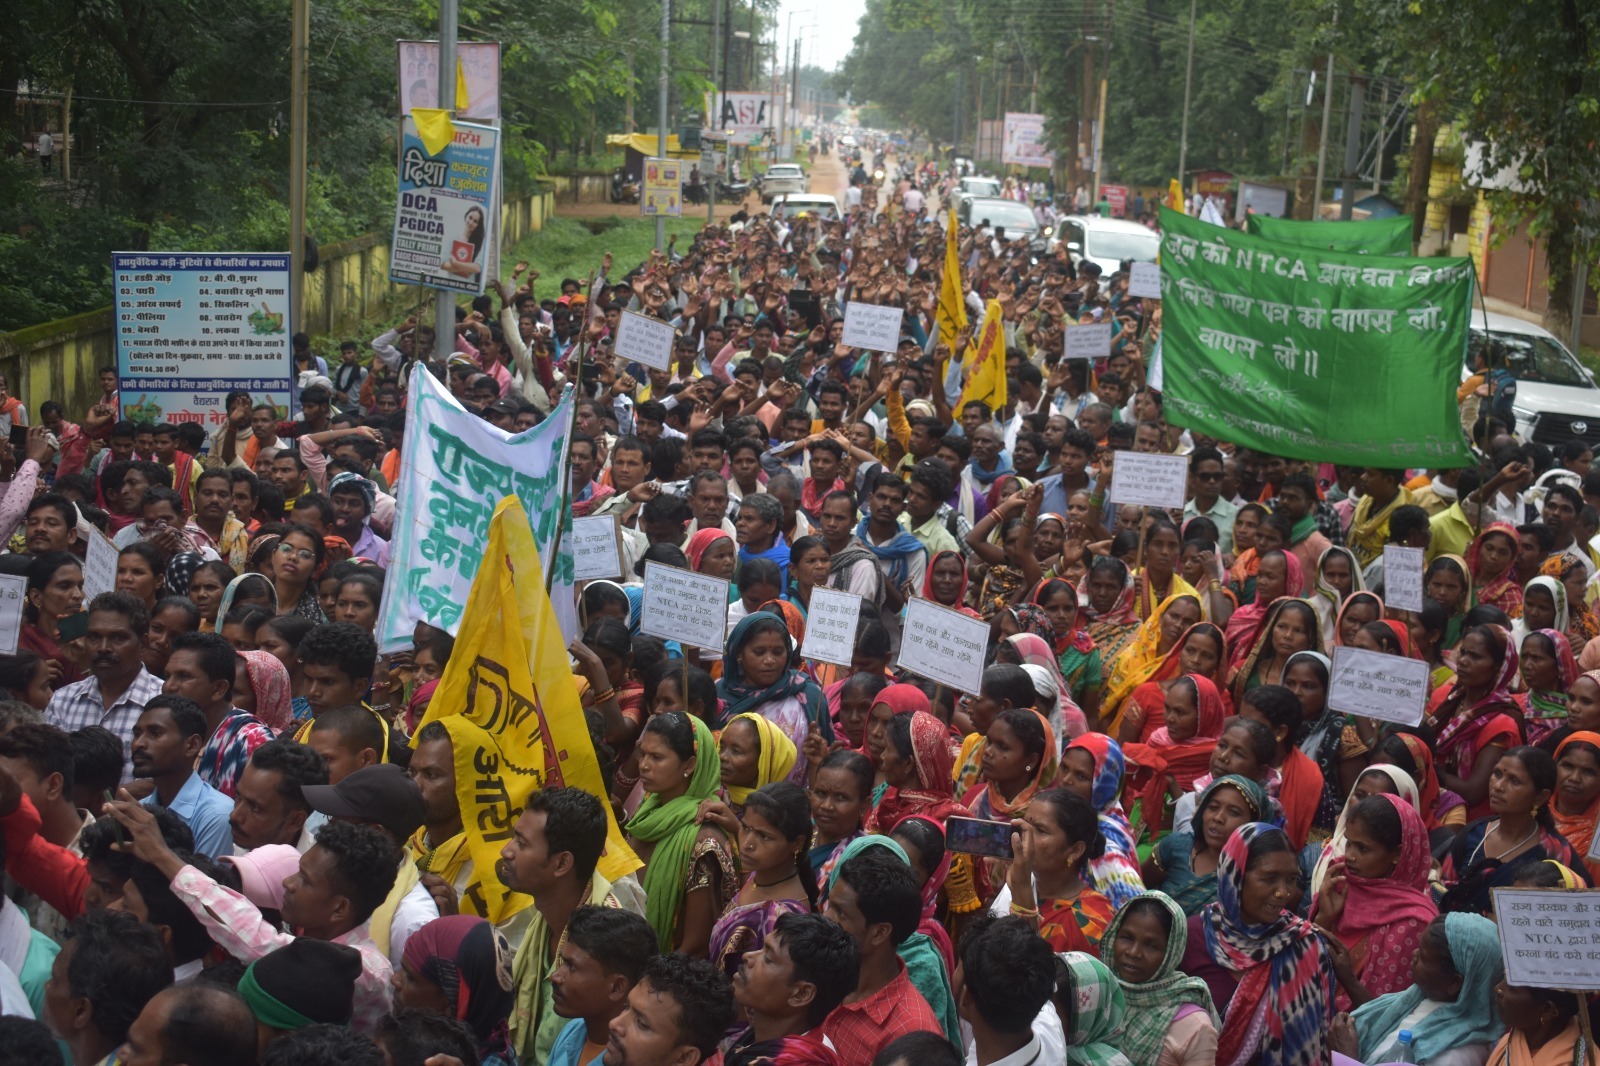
[455,56,469,112]
[1167,178,1185,214]
[935,205,968,350]
[415,497,640,925]
[410,107,456,156]
[957,299,1007,414]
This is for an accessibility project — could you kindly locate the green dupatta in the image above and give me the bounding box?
[624,714,722,950]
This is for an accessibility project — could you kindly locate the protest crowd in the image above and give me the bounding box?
[2,141,1599,1066]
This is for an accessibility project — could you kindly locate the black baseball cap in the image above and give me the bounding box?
[302,764,426,843]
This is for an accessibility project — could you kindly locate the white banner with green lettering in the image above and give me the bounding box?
[374,365,575,653]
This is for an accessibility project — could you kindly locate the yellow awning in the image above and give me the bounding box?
[605,133,699,159]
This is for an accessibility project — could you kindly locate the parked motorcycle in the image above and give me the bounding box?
[609,168,640,203]
[715,178,752,202]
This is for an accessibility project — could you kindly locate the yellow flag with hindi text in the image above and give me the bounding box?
[414,497,640,925]
[935,205,968,350]
[956,299,1007,414]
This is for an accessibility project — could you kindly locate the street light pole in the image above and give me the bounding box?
[708,0,719,224]
[288,0,309,334]
[1175,0,1196,199]
[656,0,670,251]
[1311,3,1338,220]
[434,0,458,364]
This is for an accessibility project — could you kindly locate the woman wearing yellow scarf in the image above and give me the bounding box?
[1099,593,1205,734]
[719,711,799,807]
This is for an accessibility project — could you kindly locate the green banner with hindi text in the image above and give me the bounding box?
[1157,206,1473,467]
[1244,212,1413,256]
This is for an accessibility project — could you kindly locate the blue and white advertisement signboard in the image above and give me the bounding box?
[112,252,295,427]
[389,118,500,296]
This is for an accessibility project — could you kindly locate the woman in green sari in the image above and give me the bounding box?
[1140,775,1273,916]
[623,711,736,955]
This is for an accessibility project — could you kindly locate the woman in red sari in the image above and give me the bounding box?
[1311,792,1437,1011]
[1124,673,1228,835]
[1424,624,1523,821]
[1464,522,1523,618]
[1116,622,1231,744]
[921,549,984,620]
[865,707,967,833]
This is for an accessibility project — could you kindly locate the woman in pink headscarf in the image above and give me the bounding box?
[1223,548,1303,671]
[1311,791,1438,1010]
[235,649,294,735]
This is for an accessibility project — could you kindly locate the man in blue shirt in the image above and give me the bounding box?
[132,695,234,859]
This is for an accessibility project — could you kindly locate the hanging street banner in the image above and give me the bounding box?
[1244,213,1414,256]
[397,41,501,119]
[375,365,575,655]
[704,93,779,146]
[112,252,295,428]
[1001,113,1053,168]
[389,117,500,295]
[1156,206,1473,467]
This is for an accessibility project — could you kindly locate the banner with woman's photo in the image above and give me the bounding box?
[388,117,499,295]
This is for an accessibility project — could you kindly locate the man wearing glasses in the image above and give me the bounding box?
[1183,446,1239,555]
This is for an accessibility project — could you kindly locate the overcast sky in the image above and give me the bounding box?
[780,0,866,73]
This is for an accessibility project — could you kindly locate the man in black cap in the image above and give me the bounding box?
[237,938,363,1054]
[302,763,437,967]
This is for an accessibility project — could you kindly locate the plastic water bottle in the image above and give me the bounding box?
[1395,1030,1416,1063]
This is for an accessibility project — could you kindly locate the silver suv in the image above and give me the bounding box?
[757,163,807,203]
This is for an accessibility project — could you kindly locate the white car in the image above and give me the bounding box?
[757,163,807,202]
[771,193,841,221]
[1051,215,1161,275]
[951,176,1003,218]
[1465,311,1600,449]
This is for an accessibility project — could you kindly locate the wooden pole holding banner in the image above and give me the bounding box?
[545,334,590,593]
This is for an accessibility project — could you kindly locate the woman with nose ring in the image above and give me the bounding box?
[1180,822,1338,1066]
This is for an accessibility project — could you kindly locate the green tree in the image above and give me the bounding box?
[1365,0,1600,337]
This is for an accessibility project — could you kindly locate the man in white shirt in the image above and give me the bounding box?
[903,184,925,217]
[845,184,863,210]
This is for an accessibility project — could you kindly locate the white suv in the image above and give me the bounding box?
[758,164,807,203]
[1467,311,1600,450]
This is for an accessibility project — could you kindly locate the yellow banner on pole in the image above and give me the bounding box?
[415,496,639,925]
[956,299,1007,414]
[935,205,969,350]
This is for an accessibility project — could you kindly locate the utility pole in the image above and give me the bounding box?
[288,0,309,333]
[656,0,670,251]
[707,0,719,224]
[1175,0,1196,200]
[1090,36,1108,202]
[1337,75,1365,220]
[1311,4,1337,221]
[434,0,458,363]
